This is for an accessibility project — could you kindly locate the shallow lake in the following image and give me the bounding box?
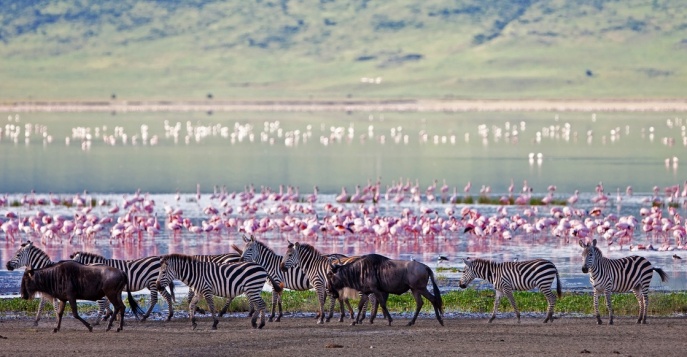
[1,110,687,293]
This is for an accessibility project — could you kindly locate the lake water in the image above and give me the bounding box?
[1,110,687,293]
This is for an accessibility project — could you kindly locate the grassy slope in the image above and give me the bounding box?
[0,0,686,101]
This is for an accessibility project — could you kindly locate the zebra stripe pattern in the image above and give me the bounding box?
[6,241,61,326]
[156,253,274,329]
[70,251,176,321]
[281,241,369,324]
[579,239,668,324]
[239,235,309,322]
[459,257,562,323]
[185,252,242,317]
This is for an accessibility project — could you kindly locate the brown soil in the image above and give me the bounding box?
[1,314,686,356]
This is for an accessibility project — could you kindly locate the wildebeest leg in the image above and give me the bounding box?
[54,300,66,333]
[407,290,425,326]
[419,288,444,326]
[373,291,392,326]
[69,298,93,332]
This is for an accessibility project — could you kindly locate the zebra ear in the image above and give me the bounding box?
[242,234,251,243]
[462,258,472,267]
[592,239,597,247]
[578,239,586,248]
[250,234,256,242]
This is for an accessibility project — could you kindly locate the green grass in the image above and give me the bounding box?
[1,1,686,101]
[4,290,687,318]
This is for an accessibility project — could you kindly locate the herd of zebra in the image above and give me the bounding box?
[4,236,670,332]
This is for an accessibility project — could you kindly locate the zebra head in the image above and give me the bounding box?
[240,235,259,263]
[280,241,300,271]
[579,238,600,273]
[156,255,177,292]
[458,258,477,289]
[6,241,39,271]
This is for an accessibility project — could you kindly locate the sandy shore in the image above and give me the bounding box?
[1,314,686,356]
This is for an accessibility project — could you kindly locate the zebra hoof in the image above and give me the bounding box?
[116,327,122,332]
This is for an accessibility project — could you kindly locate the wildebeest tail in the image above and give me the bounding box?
[428,267,444,314]
[653,267,669,282]
[126,283,145,320]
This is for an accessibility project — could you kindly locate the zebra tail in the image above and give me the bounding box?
[556,270,562,298]
[168,280,176,303]
[267,275,283,294]
[126,287,145,321]
[653,267,669,282]
[428,267,444,314]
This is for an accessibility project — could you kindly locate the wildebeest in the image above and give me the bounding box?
[327,254,444,326]
[20,260,144,333]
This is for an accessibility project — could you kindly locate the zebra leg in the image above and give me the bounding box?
[325,293,336,322]
[94,298,111,326]
[159,287,175,321]
[247,291,267,329]
[489,290,503,323]
[188,293,202,330]
[407,290,425,326]
[141,287,159,321]
[343,298,355,323]
[368,294,379,324]
[218,297,234,317]
[272,290,283,322]
[202,292,219,330]
[593,290,603,324]
[504,290,520,323]
[604,289,614,325]
[316,285,327,324]
[542,289,557,323]
[34,295,48,327]
[642,291,649,324]
[188,289,206,315]
[633,289,647,324]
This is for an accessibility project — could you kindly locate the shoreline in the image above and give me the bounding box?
[2,98,687,113]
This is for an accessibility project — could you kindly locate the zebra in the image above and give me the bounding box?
[70,251,176,321]
[579,239,668,324]
[6,241,62,326]
[239,235,364,323]
[280,241,373,324]
[155,253,280,329]
[459,257,562,323]
[185,251,243,317]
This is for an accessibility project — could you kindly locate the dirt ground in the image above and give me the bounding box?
[1,313,686,357]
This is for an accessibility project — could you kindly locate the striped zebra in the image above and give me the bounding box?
[155,253,280,329]
[459,257,562,323]
[6,241,61,326]
[280,241,371,324]
[186,251,243,317]
[239,236,362,322]
[579,239,668,324]
[70,251,176,321]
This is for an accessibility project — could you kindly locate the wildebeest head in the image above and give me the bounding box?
[326,259,346,299]
[6,241,35,271]
[240,234,258,263]
[280,241,299,271]
[579,239,600,274]
[458,258,476,289]
[20,265,36,300]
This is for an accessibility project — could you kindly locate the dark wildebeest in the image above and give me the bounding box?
[327,254,444,326]
[20,260,144,333]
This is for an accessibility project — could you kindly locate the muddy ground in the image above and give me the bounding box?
[1,313,686,357]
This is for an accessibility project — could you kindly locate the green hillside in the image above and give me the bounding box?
[1,0,686,101]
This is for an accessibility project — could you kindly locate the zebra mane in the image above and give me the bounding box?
[297,243,324,257]
[20,242,51,259]
[72,251,105,259]
[163,253,198,263]
[254,239,278,256]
